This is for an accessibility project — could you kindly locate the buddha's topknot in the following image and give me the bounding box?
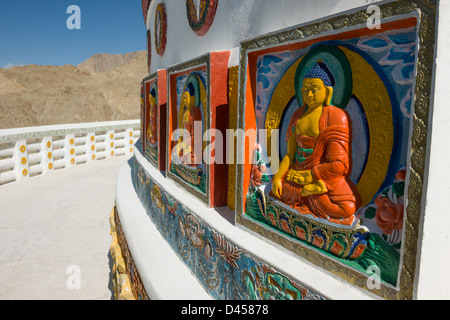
[304,62,334,87]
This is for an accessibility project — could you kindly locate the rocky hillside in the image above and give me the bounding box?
[78,51,144,74]
[0,50,147,129]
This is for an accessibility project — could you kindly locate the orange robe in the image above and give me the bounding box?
[149,105,158,145]
[181,106,202,166]
[274,105,360,223]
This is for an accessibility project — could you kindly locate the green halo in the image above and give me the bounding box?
[294,45,353,109]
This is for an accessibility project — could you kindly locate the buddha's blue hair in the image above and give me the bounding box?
[304,62,334,87]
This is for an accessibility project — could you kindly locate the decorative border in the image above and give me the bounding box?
[186,0,218,36]
[236,0,437,300]
[166,54,211,205]
[155,3,167,57]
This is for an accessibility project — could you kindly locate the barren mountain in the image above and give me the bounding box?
[78,51,144,74]
[0,50,147,129]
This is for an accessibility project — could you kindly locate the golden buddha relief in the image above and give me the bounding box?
[270,62,361,225]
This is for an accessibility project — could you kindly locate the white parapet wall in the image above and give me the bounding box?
[0,120,140,185]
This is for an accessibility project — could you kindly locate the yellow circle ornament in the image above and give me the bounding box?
[21,157,27,165]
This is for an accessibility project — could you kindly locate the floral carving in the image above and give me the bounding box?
[211,230,243,269]
[184,213,205,250]
[364,168,406,245]
[374,194,404,235]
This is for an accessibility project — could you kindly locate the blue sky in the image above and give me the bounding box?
[0,1,147,68]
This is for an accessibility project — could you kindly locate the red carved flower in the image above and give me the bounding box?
[268,212,277,227]
[280,219,291,234]
[331,241,344,256]
[312,235,324,248]
[395,169,406,182]
[350,243,366,260]
[295,226,306,240]
[374,194,404,235]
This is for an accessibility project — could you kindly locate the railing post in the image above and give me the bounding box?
[106,130,116,159]
[65,134,76,168]
[125,128,135,155]
[87,132,96,162]
[42,137,54,174]
[15,140,29,181]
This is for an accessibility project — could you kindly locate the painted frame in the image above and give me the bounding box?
[236,0,437,300]
[143,70,167,171]
[167,52,230,208]
[167,55,210,205]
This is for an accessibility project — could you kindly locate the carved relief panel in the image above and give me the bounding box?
[167,51,230,208]
[236,1,437,300]
[143,70,167,171]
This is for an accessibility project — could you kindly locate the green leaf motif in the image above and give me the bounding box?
[364,206,376,219]
[392,181,405,198]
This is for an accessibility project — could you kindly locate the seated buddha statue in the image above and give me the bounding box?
[177,83,202,167]
[147,88,158,146]
[270,62,361,224]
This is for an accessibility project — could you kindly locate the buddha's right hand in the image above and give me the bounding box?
[272,178,283,198]
[286,169,313,185]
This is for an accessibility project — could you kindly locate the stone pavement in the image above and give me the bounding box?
[0,156,131,300]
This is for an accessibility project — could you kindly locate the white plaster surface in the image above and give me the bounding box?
[124,148,378,300]
[0,156,131,300]
[147,0,383,73]
[414,0,450,300]
[0,119,139,138]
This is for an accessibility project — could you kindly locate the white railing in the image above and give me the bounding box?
[0,120,140,186]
